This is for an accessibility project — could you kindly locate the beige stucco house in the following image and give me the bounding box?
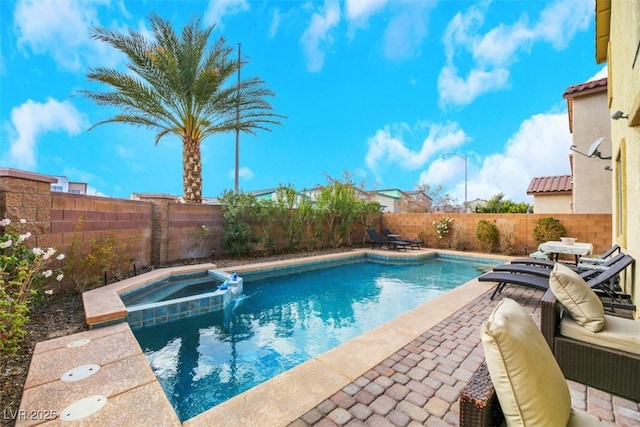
[527,175,573,213]
[563,78,612,213]
[527,78,612,214]
[596,0,640,309]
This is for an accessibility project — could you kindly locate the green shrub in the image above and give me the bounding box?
[475,220,499,253]
[1,218,64,356]
[532,217,566,246]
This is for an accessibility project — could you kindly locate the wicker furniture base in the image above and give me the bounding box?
[459,362,505,427]
[541,290,640,402]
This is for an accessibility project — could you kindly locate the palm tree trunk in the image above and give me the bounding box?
[182,136,203,203]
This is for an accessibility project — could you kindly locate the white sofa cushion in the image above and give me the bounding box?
[560,314,640,355]
[549,262,605,332]
[481,298,571,426]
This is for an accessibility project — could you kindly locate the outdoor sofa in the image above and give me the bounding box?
[540,288,640,402]
[460,289,640,426]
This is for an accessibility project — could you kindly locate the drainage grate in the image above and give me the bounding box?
[60,395,107,421]
[66,338,91,348]
[60,364,101,382]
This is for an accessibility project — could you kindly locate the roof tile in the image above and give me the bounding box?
[526,175,572,195]
[562,77,607,98]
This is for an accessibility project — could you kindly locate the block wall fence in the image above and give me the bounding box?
[1,168,613,286]
[0,169,223,275]
[381,212,612,257]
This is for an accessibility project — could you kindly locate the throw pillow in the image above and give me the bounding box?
[549,263,605,332]
[481,298,571,426]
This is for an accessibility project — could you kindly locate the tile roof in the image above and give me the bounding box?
[562,77,607,98]
[527,175,573,195]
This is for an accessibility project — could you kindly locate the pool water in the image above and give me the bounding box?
[132,256,496,422]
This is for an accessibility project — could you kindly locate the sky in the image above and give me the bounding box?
[1,0,607,204]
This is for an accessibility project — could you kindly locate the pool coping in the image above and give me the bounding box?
[19,248,512,426]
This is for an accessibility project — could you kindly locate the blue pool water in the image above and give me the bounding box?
[132,256,497,421]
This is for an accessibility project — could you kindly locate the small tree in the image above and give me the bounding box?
[274,185,304,252]
[475,220,499,253]
[477,193,532,213]
[532,217,566,247]
[220,190,260,257]
[316,177,360,248]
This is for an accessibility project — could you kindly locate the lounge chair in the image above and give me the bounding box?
[478,254,635,301]
[381,228,421,249]
[366,229,411,251]
[492,252,626,279]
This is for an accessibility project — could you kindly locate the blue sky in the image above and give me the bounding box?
[1,0,606,203]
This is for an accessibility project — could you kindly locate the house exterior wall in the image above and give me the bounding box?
[372,194,397,212]
[571,90,612,213]
[532,194,573,214]
[605,0,640,309]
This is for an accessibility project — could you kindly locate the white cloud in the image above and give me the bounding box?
[300,0,341,72]
[383,6,429,61]
[6,98,87,169]
[204,0,250,29]
[589,65,608,82]
[437,65,509,107]
[438,0,593,108]
[345,0,386,36]
[14,0,110,72]
[227,166,254,181]
[419,112,572,203]
[269,9,281,38]
[115,145,135,159]
[535,0,592,49]
[345,0,387,21]
[62,166,107,196]
[365,122,469,173]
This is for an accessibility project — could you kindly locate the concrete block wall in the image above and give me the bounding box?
[49,192,153,267]
[381,212,613,256]
[0,169,226,292]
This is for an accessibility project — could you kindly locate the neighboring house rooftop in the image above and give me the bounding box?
[526,175,573,195]
[562,77,607,98]
[563,77,607,133]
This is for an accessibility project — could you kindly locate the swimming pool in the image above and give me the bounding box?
[132,255,497,422]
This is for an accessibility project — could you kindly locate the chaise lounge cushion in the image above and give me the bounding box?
[549,263,605,332]
[481,298,571,426]
[560,314,640,355]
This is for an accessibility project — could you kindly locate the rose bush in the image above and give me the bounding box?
[0,218,64,355]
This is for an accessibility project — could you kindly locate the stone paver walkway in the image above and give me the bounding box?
[289,286,640,427]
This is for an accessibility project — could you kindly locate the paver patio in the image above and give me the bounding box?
[290,285,640,427]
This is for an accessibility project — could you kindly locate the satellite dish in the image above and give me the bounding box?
[587,137,604,157]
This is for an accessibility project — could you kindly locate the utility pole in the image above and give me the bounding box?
[234,43,241,193]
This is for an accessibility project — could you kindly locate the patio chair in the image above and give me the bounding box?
[381,228,421,249]
[459,298,606,426]
[540,263,640,401]
[366,229,411,251]
[478,254,635,301]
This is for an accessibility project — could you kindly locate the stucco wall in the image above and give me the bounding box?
[571,90,612,213]
[532,193,573,214]
[607,1,640,307]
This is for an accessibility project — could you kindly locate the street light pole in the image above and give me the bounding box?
[234,43,241,194]
[442,153,468,212]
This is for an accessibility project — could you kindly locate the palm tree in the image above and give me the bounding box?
[82,14,284,203]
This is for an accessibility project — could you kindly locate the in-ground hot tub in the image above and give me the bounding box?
[120,269,243,329]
